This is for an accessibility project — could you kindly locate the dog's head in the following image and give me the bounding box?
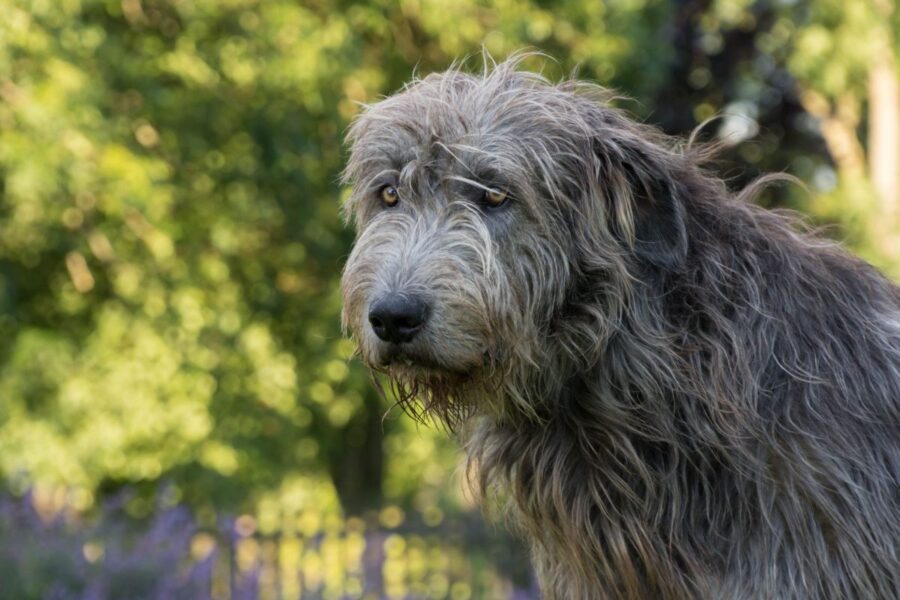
[340,55,689,422]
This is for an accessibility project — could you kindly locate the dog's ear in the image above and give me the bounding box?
[596,138,689,271]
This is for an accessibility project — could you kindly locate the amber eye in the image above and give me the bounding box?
[380,185,399,206]
[483,188,508,207]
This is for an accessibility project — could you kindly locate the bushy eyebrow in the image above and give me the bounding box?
[358,167,399,192]
[434,140,510,183]
[445,175,495,193]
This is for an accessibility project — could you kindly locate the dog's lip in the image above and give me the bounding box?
[379,344,439,369]
[376,344,478,376]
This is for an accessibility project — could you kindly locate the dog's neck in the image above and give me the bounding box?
[462,271,743,598]
[465,366,718,599]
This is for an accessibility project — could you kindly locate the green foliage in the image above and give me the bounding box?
[787,0,894,99]
[0,0,896,523]
[1,0,371,513]
[0,0,683,517]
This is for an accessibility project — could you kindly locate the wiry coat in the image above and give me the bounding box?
[340,56,900,599]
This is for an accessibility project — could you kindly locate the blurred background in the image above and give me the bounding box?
[0,0,898,598]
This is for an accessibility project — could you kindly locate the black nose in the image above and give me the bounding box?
[368,294,429,344]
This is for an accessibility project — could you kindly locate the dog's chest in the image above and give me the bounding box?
[468,420,704,599]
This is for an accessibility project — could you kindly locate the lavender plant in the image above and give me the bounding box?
[0,492,216,600]
[0,490,536,600]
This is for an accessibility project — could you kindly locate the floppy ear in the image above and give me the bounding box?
[597,139,689,271]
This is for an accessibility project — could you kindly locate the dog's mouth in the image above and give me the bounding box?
[372,343,488,380]
[363,343,494,428]
[379,344,457,373]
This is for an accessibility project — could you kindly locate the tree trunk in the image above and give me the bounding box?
[329,390,386,516]
[868,54,900,228]
[800,90,866,178]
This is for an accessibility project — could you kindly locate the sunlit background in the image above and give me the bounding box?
[0,0,898,598]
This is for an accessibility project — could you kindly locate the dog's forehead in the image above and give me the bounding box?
[343,68,609,203]
[353,81,553,176]
[357,98,473,161]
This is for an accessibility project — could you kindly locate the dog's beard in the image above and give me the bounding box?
[350,302,519,429]
[366,361,481,432]
[360,342,519,431]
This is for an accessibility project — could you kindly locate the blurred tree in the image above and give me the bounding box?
[0,0,383,515]
[0,0,896,523]
[0,0,690,518]
[785,0,900,266]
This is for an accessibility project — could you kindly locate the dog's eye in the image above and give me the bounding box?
[379,185,399,207]
[483,188,508,208]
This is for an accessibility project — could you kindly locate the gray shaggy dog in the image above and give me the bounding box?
[340,55,900,599]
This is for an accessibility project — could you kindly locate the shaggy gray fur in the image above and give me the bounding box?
[340,54,900,599]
